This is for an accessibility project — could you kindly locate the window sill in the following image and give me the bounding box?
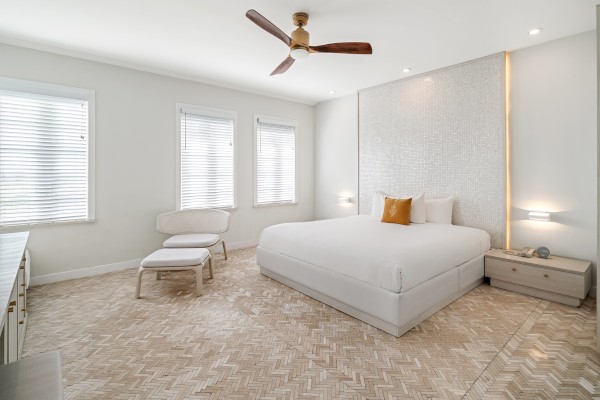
[253,202,298,208]
[179,207,238,212]
[0,218,96,231]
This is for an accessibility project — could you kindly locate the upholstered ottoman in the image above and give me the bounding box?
[135,248,213,298]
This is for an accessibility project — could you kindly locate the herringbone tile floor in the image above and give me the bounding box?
[24,247,599,399]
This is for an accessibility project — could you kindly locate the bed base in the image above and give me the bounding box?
[261,267,481,337]
[257,246,484,337]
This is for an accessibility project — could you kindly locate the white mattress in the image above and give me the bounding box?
[259,216,490,293]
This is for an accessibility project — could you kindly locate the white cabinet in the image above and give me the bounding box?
[0,232,29,364]
[7,280,18,362]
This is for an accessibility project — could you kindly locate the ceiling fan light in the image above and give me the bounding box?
[290,46,309,60]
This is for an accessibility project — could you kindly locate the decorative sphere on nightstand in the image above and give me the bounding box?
[536,246,550,259]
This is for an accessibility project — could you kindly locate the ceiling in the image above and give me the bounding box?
[0,0,598,104]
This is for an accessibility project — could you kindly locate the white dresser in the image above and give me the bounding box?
[0,231,29,364]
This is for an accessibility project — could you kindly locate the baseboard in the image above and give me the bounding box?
[29,239,258,287]
[29,258,143,287]
[213,239,259,253]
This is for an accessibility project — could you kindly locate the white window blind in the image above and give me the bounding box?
[255,118,296,205]
[180,108,235,209]
[0,89,89,227]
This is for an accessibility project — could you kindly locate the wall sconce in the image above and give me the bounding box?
[337,196,351,204]
[528,211,551,222]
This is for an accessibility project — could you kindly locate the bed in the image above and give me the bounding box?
[256,215,491,337]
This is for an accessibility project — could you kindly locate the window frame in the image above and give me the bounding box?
[175,103,237,211]
[0,76,96,229]
[253,114,298,207]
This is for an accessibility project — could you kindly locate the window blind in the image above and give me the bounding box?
[256,118,296,205]
[0,90,89,226]
[180,110,235,209]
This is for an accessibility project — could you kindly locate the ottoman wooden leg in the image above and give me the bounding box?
[156,272,161,280]
[195,266,203,296]
[135,266,145,299]
[208,256,214,279]
[222,240,228,260]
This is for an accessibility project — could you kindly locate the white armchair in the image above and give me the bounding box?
[157,209,230,259]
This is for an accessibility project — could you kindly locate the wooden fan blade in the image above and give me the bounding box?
[270,56,295,76]
[309,42,373,54]
[246,9,292,47]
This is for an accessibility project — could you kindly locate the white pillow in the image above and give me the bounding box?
[425,197,454,224]
[371,190,426,224]
[370,190,388,218]
[406,192,426,224]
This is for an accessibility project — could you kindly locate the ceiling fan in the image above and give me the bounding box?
[246,9,373,76]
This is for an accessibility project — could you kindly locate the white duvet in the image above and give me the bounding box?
[258,215,490,293]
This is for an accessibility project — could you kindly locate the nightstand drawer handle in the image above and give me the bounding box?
[511,267,516,272]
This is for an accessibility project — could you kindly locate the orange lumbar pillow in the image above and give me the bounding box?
[381,197,412,225]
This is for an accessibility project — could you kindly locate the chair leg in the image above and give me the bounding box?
[222,240,228,260]
[135,266,145,299]
[195,266,203,296]
[208,256,214,279]
[156,272,161,280]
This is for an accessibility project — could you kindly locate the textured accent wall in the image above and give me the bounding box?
[358,53,506,247]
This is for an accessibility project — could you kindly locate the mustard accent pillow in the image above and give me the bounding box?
[381,197,412,225]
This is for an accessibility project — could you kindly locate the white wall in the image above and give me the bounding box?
[509,31,597,292]
[0,43,315,278]
[314,94,358,219]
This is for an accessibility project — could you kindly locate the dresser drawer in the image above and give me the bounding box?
[485,258,585,298]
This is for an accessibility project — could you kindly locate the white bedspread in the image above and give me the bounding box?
[258,216,490,293]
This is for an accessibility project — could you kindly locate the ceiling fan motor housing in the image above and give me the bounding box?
[291,12,310,52]
[291,28,310,52]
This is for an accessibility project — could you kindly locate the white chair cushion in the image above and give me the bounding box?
[163,234,220,248]
[141,248,210,267]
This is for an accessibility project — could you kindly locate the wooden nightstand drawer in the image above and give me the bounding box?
[485,258,585,298]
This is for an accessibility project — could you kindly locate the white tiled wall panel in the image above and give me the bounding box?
[358,53,506,248]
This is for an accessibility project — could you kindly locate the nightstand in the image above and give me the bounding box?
[484,249,592,307]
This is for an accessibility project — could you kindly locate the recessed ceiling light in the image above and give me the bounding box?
[328,90,336,94]
[529,28,543,36]
[402,68,412,73]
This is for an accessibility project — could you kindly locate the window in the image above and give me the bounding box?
[255,116,296,206]
[177,104,235,209]
[0,78,95,227]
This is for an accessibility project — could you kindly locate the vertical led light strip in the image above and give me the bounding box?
[505,53,511,249]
